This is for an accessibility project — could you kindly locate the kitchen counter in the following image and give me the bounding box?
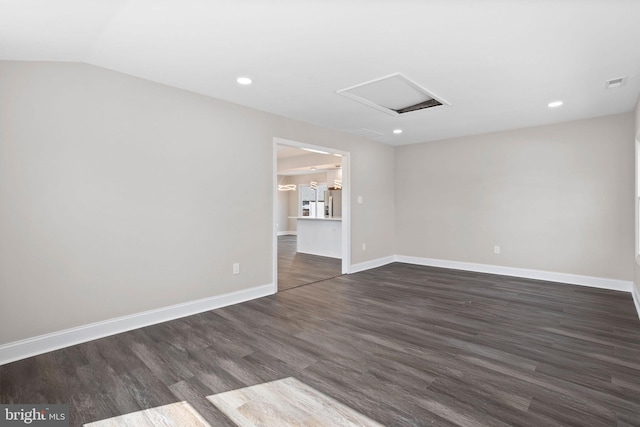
[292,217,342,258]
[289,216,342,221]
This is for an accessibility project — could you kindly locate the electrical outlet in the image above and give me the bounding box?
[362,243,366,251]
[233,263,240,274]
[494,245,500,254]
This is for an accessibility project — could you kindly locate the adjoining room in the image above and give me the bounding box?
[276,143,347,291]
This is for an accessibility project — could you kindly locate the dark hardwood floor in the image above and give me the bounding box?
[277,235,342,291]
[1,263,640,426]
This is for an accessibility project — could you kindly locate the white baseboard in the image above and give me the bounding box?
[395,255,633,293]
[347,255,637,316]
[350,256,396,274]
[0,283,274,366]
[277,231,297,236]
[632,283,640,319]
[3,256,635,366]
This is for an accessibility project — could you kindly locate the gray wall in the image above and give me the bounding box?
[395,113,635,281]
[0,61,396,344]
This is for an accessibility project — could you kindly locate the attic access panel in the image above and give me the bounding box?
[337,73,449,117]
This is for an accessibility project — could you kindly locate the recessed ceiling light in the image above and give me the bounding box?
[236,77,252,85]
[548,100,563,108]
[393,129,403,134]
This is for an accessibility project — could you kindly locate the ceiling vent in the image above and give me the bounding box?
[337,73,448,116]
[605,76,627,89]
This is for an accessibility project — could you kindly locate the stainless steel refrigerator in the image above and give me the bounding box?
[324,189,342,218]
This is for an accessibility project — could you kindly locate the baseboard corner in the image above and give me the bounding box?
[350,255,396,274]
[394,255,633,293]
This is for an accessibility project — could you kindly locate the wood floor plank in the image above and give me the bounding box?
[1,261,639,426]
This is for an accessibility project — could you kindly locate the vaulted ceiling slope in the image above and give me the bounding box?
[1,0,639,145]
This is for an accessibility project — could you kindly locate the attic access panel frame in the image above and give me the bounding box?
[337,72,449,117]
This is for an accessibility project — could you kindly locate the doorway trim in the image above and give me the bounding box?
[272,137,351,293]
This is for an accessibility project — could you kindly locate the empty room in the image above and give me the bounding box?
[1,1,640,426]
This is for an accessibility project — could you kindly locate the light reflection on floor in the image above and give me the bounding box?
[85,377,383,427]
[84,401,210,426]
[207,377,383,427]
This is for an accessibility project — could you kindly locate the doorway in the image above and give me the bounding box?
[277,235,341,291]
[272,137,351,293]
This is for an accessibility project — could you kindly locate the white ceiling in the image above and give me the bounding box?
[276,145,309,160]
[2,0,639,146]
[276,146,341,175]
